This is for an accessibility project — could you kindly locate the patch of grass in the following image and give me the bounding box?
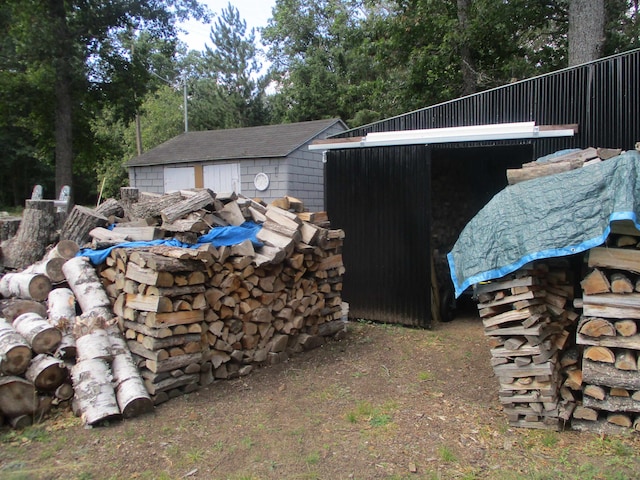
[212,440,225,451]
[417,371,434,381]
[345,401,395,429]
[240,436,254,449]
[186,448,204,462]
[437,444,457,463]
[541,431,559,448]
[305,451,320,465]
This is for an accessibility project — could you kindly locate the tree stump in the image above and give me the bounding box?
[0,216,21,242]
[0,320,32,375]
[1,200,56,269]
[60,205,109,246]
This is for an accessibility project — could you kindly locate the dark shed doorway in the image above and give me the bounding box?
[431,144,533,317]
[326,143,533,327]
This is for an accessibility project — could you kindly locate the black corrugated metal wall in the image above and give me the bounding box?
[325,49,640,327]
[325,146,431,327]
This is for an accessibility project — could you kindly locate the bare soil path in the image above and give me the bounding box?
[1,315,639,479]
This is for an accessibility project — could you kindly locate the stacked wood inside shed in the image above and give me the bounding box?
[475,260,579,430]
[571,221,640,434]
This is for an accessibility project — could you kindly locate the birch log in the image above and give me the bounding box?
[0,299,48,322]
[25,354,68,391]
[47,288,76,328]
[0,376,38,417]
[62,256,112,314]
[112,354,153,418]
[46,239,79,261]
[23,257,67,284]
[0,320,32,375]
[76,329,113,362]
[0,272,52,302]
[71,358,121,425]
[13,312,62,354]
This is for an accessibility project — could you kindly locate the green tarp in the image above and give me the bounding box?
[448,151,640,297]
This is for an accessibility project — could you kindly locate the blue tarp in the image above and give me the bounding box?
[447,151,640,298]
[78,221,263,265]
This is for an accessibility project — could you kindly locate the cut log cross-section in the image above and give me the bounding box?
[0,376,38,417]
[25,354,68,391]
[13,312,62,354]
[0,320,32,375]
[0,272,52,302]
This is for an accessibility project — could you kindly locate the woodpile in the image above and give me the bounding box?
[475,260,579,430]
[94,193,346,405]
[506,147,622,185]
[571,222,640,434]
[0,186,345,428]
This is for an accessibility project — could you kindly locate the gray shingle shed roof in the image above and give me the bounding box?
[127,118,346,167]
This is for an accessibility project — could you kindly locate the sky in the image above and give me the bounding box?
[178,0,277,52]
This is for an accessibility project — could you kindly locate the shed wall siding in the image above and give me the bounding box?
[129,166,165,194]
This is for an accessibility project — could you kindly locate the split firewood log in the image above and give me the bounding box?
[578,317,616,337]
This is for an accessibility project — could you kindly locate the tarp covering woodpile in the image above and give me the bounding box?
[448,151,640,297]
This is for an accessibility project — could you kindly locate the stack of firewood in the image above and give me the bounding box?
[506,147,623,185]
[572,222,640,433]
[476,260,579,430]
[89,192,346,405]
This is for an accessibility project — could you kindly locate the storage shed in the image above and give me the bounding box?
[127,118,346,211]
[318,49,640,328]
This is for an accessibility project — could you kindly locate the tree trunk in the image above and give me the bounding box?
[568,0,605,66]
[457,0,476,95]
[50,0,74,203]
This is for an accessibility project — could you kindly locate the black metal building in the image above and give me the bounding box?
[324,49,640,328]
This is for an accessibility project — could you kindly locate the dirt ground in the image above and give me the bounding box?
[1,311,640,480]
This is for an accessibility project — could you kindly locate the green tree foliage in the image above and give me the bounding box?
[189,3,267,130]
[2,0,206,205]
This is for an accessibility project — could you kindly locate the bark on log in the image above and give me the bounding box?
[111,354,153,418]
[71,358,121,426]
[47,288,76,329]
[46,239,79,261]
[129,192,181,220]
[13,312,62,354]
[0,376,38,417]
[62,256,112,314]
[160,189,215,224]
[25,354,68,391]
[1,200,56,269]
[60,205,109,246]
[0,272,52,302]
[95,198,124,219]
[119,187,139,217]
[0,320,32,375]
[1,299,48,322]
[76,329,113,362]
[0,216,21,242]
[23,257,67,284]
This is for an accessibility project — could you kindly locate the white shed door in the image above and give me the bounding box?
[203,164,241,194]
[164,166,195,192]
